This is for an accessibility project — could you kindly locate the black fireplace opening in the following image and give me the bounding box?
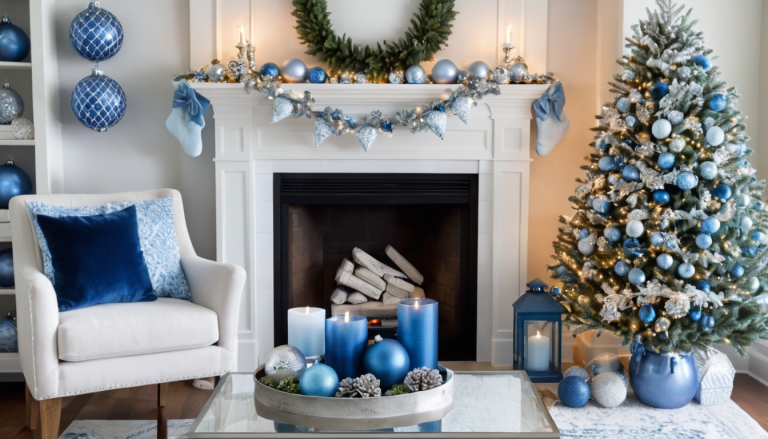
[273,173,478,361]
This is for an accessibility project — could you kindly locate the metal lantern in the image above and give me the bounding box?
[512,278,564,383]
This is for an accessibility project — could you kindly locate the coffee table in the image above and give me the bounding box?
[187,371,559,438]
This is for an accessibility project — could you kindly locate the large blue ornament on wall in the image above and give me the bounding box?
[0,248,12,288]
[629,342,698,409]
[363,336,410,389]
[69,2,124,61]
[0,14,30,62]
[71,68,126,132]
[0,156,31,209]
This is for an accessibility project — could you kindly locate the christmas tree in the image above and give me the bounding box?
[550,0,768,355]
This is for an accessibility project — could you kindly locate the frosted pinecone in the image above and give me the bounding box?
[335,374,382,398]
[404,367,444,392]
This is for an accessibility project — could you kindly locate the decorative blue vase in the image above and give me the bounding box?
[0,14,30,62]
[71,67,126,132]
[0,156,31,208]
[69,2,123,61]
[628,342,698,409]
[0,248,13,287]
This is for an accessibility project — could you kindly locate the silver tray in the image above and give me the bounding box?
[253,365,454,431]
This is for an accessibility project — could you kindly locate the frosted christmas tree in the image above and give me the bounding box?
[550,0,768,355]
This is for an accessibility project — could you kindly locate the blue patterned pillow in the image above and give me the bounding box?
[27,197,191,300]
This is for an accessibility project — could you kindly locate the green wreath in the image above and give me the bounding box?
[292,0,457,80]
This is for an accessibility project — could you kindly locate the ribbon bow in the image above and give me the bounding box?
[534,82,566,122]
[172,81,210,127]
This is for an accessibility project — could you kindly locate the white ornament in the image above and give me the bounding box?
[652,119,672,139]
[356,125,377,152]
[741,217,753,234]
[271,97,294,124]
[590,372,627,408]
[425,110,447,139]
[314,120,333,148]
[564,366,590,381]
[11,118,33,140]
[669,137,686,153]
[626,220,645,238]
[451,96,472,124]
[706,126,725,147]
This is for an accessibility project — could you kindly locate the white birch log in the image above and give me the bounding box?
[335,268,384,300]
[385,245,424,285]
[354,266,387,291]
[347,292,369,304]
[386,282,410,299]
[340,258,355,273]
[383,274,415,293]
[331,285,352,305]
[382,292,401,305]
[352,247,407,279]
[332,302,398,318]
[410,286,426,299]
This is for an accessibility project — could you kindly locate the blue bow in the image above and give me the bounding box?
[172,81,210,127]
[534,82,566,122]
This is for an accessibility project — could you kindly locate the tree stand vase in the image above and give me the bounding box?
[629,342,699,409]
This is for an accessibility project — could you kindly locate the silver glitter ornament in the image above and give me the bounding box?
[405,65,426,84]
[314,119,333,148]
[271,97,294,124]
[356,125,377,152]
[492,67,509,84]
[425,110,447,139]
[451,96,472,124]
[228,60,247,82]
[339,72,352,84]
[668,110,684,125]
[206,62,226,82]
[654,316,671,333]
[353,72,366,84]
[508,58,528,83]
[388,70,404,84]
[466,61,490,79]
[11,117,32,139]
[431,59,459,84]
[0,81,23,125]
[280,58,308,83]
[264,345,306,382]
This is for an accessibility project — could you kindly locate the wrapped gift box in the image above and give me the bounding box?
[694,348,735,406]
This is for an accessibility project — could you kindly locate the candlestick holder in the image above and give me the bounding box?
[246,43,256,72]
[502,43,515,65]
[236,41,248,61]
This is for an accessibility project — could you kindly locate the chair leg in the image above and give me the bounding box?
[158,382,169,439]
[25,384,39,430]
[39,397,61,439]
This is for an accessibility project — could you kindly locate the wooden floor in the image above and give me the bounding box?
[1,368,766,437]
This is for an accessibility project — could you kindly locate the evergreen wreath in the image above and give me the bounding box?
[291,0,457,80]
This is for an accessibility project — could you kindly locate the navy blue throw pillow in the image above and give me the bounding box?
[36,205,156,311]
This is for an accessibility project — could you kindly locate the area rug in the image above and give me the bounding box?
[59,419,193,439]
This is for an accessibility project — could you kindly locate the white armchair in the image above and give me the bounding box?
[10,189,246,439]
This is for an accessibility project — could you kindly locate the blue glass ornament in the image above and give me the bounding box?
[381,120,393,133]
[653,190,670,204]
[405,65,426,84]
[0,14,29,62]
[657,152,675,169]
[695,234,712,249]
[604,227,621,243]
[688,306,702,322]
[616,97,630,112]
[622,165,640,181]
[699,161,718,180]
[598,156,616,172]
[694,55,711,71]
[697,280,710,292]
[650,232,665,247]
[628,268,646,285]
[656,253,673,270]
[623,238,649,259]
[629,342,699,409]
[260,62,279,77]
[731,264,745,278]
[677,263,695,279]
[701,217,721,234]
[308,67,327,83]
[708,95,727,112]
[699,315,715,332]
[711,183,732,200]
[362,337,410,389]
[299,363,339,397]
[69,2,123,62]
[592,198,612,214]
[550,286,562,296]
[578,238,595,256]
[0,156,31,209]
[638,305,656,323]
[0,248,12,287]
[650,82,669,100]
[577,228,590,240]
[676,172,698,190]
[71,68,126,132]
[614,260,630,276]
[558,376,590,408]
[652,119,672,140]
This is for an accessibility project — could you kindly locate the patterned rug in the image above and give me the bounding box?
[59,419,193,439]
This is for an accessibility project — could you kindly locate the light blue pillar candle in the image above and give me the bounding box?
[325,313,368,380]
[288,307,325,360]
[398,298,438,369]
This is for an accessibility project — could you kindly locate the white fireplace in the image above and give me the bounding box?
[194,82,549,372]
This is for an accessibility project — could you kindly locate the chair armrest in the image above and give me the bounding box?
[180,256,246,355]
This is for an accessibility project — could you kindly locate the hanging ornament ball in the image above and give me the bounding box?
[731,264,745,278]
[280,59,308,83]
[752,231,768,244]
[207,62,226,82]
[69,2,122,61]
[0,247,12,287]
[742,217,754,233]
[592,198,612,214]
[654,316,671,333]
[590,372,627,408]
[653,190,670,204]
[388,70,404,84]
[363,336,411,389]
[598,156,616,172]
[694,55,711,71]
[0,156,30,209]
[70,68,126,132]
[699,161,718,180]
[604,227,622,243]
[688,306,702,322]
[614,260,630,276]
[696,233,713,249]
[706,126,725,147]
[431,59,459,84]
[697,280,711,292]
[650,232,666,247]
[299,363,339,397]
[712,183,733,200]
[260,62,280,77]
[616,97,630,113]
[676,172,698,190]
[650,82,669,100]
[550,286,562,296]
[626,220,645,238]
[466,61,490,79]
[577,228,590,240]
[508,60,528,83]
[652,119,672,140]
[677,263,695,279]
[578,238,595,256]
[657,152,675,169]
[622,165,640,181]
[628,268,646,286]
[748,276,760,293]
[564,366,590,381]
[492,67,509,84]
[558,376,590,408]
[656,253,674,270]
[708,95,727,112]
[700,315,715,331]
[405,65,426,84]
[669,137,686,153]
[0,81,23,125]
[0,14,29,62]
[735,194,751,208]
[744,245,758,257]
[702,217,721,234]
[668,110,684,126]
[264,345,307,382]
[308,67,327,84]
[625,115,637,128]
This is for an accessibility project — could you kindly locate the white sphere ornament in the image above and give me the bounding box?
[466,61,490,79]
[578,238,595,256]
[735,194,751,208]
[677,263,695,279]
[11,118,33,140]
[706,126,725,147]
[749,276,760,293]
[626,220,645,238]
[699,161,718,180]
[669,137,686,153]
[652,119,672,139]
[590,372,627,408]
[741,217,754,234]
[431,59,459,84]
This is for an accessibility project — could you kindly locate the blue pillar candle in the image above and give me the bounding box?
[398,298,438,369]
[325,312,368,380]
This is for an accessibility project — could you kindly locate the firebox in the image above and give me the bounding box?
[273,173,478,361]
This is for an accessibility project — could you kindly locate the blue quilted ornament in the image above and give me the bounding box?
[71,68,126,132]
[69,2,123,61]
[558,376,590,408]
[0,14,30,62]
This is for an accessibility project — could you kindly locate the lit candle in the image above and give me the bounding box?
[238,24,246,45]
[527,331,551,371]
[506,24,513,46]
[325,311,368,380]
[287,307,325,360]
[398,298,438,369]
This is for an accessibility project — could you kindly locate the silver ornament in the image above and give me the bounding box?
[654,316,671,333]
[271,97,294,124]
[356,125,377,152]
[206,62,226,82]
[339,72,352,84]
[405,65,426,84]
[228,60,247,82]
[669,137,686,153]
[466,61,490,79]
[508,59,528,83]
[11,118,33,140]
[280,59,308,83]
[668,110,684,126]
[314,119,333,148]
[388,70,404,84]
[431,59,459,84]
[451,96,472,124]
[264,345,306,382]
[353,73,366,84]
[590,372,627,408]
[425,110,447,139]
[492,67,509,84]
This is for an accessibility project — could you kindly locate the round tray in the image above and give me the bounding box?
[253,365,454,431]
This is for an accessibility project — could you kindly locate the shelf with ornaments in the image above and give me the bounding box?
[0,288,14,296]
[0,352,21,373]
[0,61,31,71]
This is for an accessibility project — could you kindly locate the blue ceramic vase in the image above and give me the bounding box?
[628,342,698,409]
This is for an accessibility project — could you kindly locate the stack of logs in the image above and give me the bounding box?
[332,246,424,311]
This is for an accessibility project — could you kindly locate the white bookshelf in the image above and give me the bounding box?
[0,352,21,373]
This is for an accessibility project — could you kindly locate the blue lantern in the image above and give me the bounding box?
[0,248,12,288]
[0,14,30,62]
[71,67,126,132]
[512,279,564,383]
[69,2,123,61]
[0,156,31,208]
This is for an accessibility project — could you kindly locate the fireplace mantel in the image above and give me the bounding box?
[193,82,550,371]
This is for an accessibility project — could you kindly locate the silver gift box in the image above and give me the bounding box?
[694,348,735,406]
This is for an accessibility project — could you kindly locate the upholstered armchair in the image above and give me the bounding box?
[10,189,246,439]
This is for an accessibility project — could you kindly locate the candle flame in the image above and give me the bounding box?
[414,300,420,310]
[239,23,245,33]
[536,331,541,338]
[344,311,349,322]
[305,306,310,314]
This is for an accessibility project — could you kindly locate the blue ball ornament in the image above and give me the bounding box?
[405,65,426,84]
[622,165,640,181]
[695,234,712,249]
[592,198,612,214]
[625,115,637,128]
[697,280,711,292]
[598,156,616,172]
[752,231,767,244]
[712,183,732,200]
[743,245,757,257]
[694,55,711,71]
[688,306,702,322]
[0,156,31,209]
[308,67,327,83]
[0,248,13,287]
[657,152,675,169]
[699,161,718,180]
[0,14,29,62]
[650,82,669,99]
[701,217,721,234]
[550,286,562,296]
[731,264,745,278]
[677,263,695,279]
[708,95,727,112]
[616,97,630,112]
[260,62,280,77]
[628,268,646,286]
[653,190,670,204]
[71,68,126,132]
[639,305,656,323]
[700,315,715,332]
[299,363,339,397]
[650,232,665,247]
[652,119,672,140]
[604,227,622,243]
[362,337,410,389]
[69,3,122,62]
[578,228,590,240]
[558,376,590,408]
[614,261,630,276]
[676,172,698,190]
[578,239,595,256]
[656,253,674,270]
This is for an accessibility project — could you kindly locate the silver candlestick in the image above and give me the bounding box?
[502,43,515,65]
[237,41,248,61]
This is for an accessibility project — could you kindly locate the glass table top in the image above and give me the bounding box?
[187,370,558,438]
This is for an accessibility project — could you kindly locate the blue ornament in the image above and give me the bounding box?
[699,315,715,332]
[558,376,590,408]
[743,245,757,257]
[362,337,410,389]
[650,232,665,247]
[694,55,711,71]
[431,59,459,84]
[628,268,646,285]
[71,68,126,132]
[623,238,649,259]
[622,165,640,181]
[613,156,625,170]
[650,82,669,100]
[639,305,656,323]
[69,2,123,62]
[677,263,695,279]
[0,14,29,62]
[578,238,595,256]
[281,59,308,83]
[696,280,710,292]
[616,97,630,112]
[260,62,280,77]
[731,264,745,278]
[592,198,612,214]
[656,254,673,270]
[598,156,616,172]
[381,120,393,133]
[550,286,562,296]
[676,172,698,190]
[0,156,31,209]
[752,231,767,244]
[299,363,339,397]
[308,67,327,83]
[653,190,670,204]
[629,343,699,409]
[699,161,718,180]
[0,248,12,287]
[625,115,637,128]
[708,95,727,112]
[614,261,630,276]
[688,306,702,322]
[578,228,590,240]
[695,233,713,249]
[405,65,426,84]
[604,227,622,243]
[701,217,721,234]
[657,152,675,170]
[711,183,732,200]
